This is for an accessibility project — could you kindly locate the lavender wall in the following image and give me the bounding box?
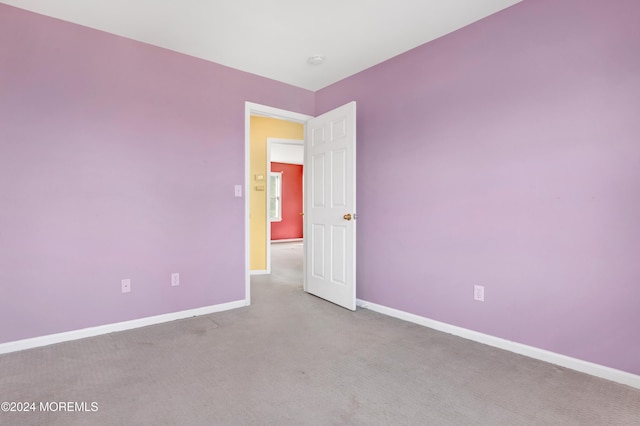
[0,5,314,343]
[316,0,640,375]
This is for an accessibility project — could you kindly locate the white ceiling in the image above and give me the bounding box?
[2,0,522,91]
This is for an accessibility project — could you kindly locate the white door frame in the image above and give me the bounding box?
[244,102,312,305]
[266,138,304,274]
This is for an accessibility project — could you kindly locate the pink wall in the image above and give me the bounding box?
[0,5,314,343]
[270,162,303,240]
[316,0,640,375]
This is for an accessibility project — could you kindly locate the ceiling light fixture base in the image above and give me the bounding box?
[307,55,325,65]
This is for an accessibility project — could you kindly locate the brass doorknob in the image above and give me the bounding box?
[343,213,352,221]
[299,212,304,216]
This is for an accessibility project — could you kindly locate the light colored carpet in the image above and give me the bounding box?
[1,242,639,425]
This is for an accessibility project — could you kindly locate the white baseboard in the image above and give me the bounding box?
[356,299,640,390]
[271,238,303,243]
[0,299,247,355]
[250,270,269,275]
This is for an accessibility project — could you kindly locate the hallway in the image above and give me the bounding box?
[251,242,304,298]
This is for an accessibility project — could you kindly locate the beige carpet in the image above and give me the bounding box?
[1,242,639,425]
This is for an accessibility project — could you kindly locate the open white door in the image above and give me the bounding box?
[304,102,356,310]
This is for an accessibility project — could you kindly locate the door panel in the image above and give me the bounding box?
[312,224,325,279]
[305,102,356,310]
[331,149,347,207]
[312,153,325,207]
[331,225,347,285]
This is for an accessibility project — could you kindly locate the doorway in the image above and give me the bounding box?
[249,118,304,275]
[244,103,312,305]
[244,101,357,310]
[268,138,304,270]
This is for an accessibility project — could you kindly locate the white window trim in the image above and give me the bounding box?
[269,171,283,222]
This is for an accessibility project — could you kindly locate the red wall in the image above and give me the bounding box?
[270,162,303,240]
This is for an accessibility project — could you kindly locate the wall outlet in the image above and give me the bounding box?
[171,273,180,287]
[121,278,131,293]
[474,285,484,302]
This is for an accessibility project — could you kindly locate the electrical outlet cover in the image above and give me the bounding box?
[474,285,484,302]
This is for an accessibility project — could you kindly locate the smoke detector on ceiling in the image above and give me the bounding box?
[307,55,325,65]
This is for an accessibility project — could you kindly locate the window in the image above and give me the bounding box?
[269,172,282,222]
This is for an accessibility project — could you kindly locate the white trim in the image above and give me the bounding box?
[271,238,303,243]
[356,299,640,390]
[267,172,283,245]
[244,102,312,305]
[250,270,269,275]
[0,300,246,355]
[268,172,283,222]
[269,139,306,145]
[269,137,304,165]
